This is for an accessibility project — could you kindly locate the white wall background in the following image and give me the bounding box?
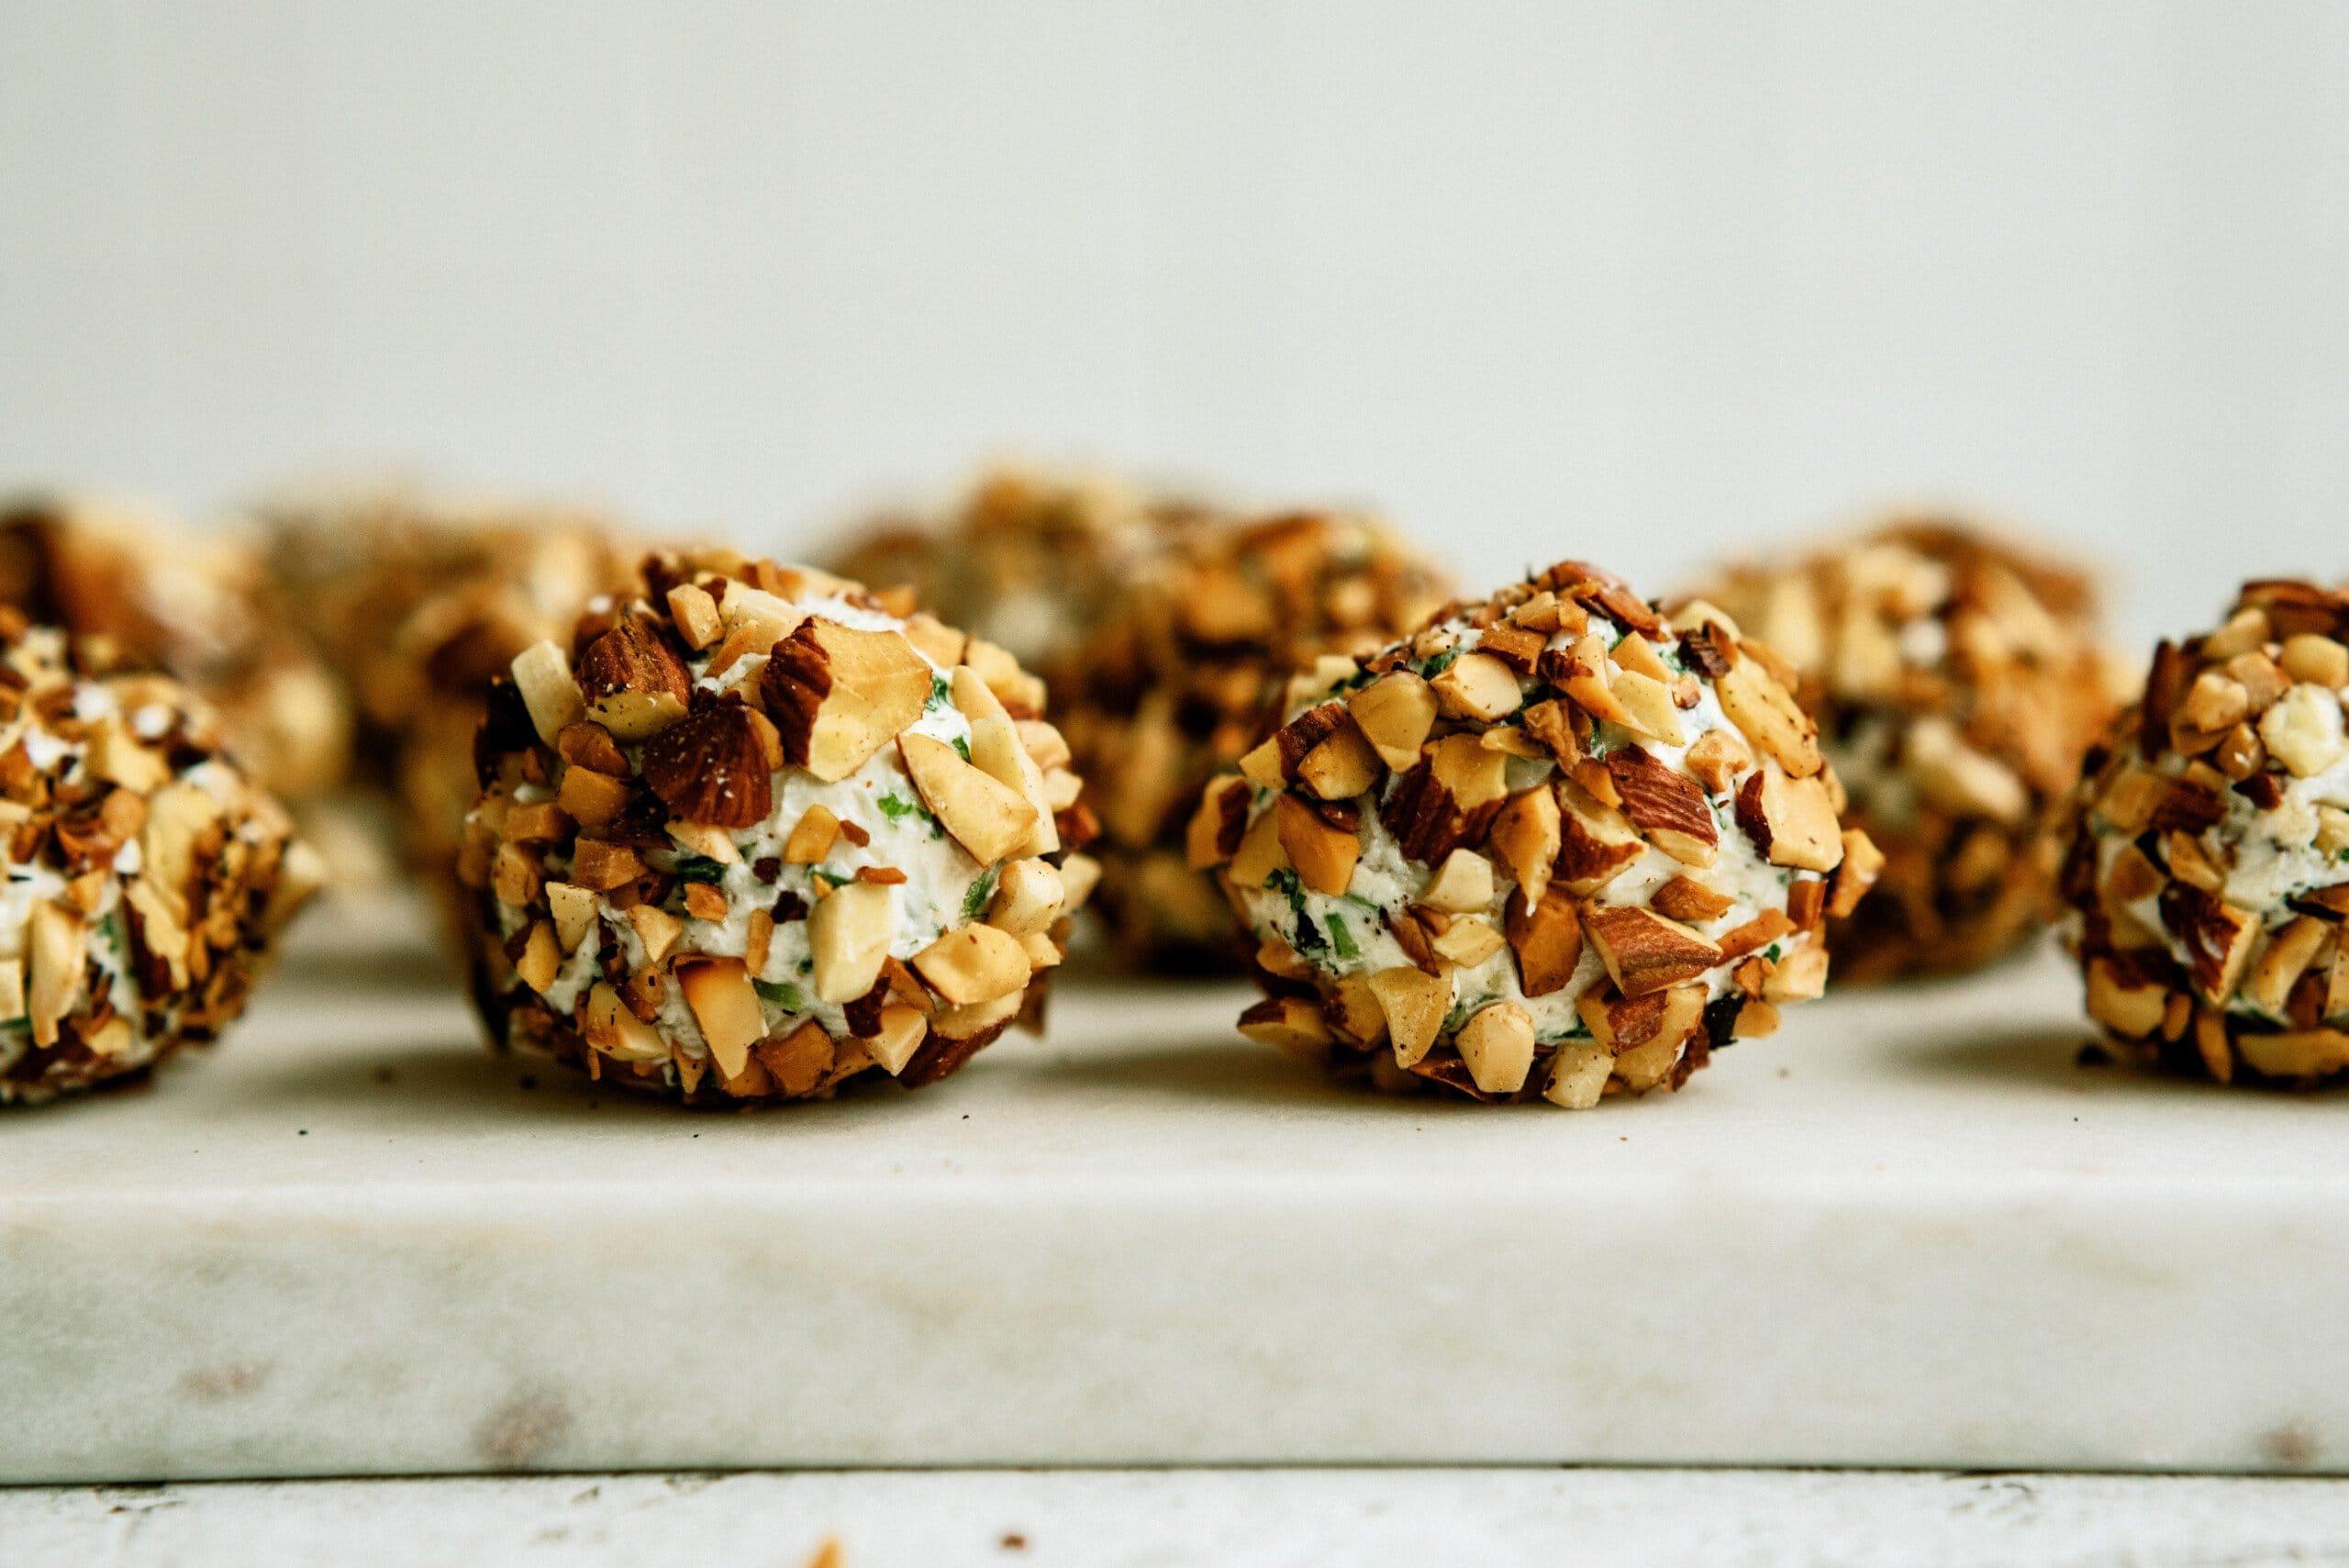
[5,1,2347,648]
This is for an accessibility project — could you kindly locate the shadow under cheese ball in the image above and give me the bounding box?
[2065,579,2349,1085]
[1053,510,1453,968]
[461,550,1098,1104]
[0,613,322,1104]
[1693,518,2122,981]
[1195,561,1881,1108]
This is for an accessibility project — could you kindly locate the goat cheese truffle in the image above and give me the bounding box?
[461,550,1097,1103]
[0,496,352,806]
[1054,510,1453,966]
[0,612,321,1104]
[827,466,1203,670]
[2063,580,2349,1085]
[258,485,639,878]
[1694,519,2119,980]
[1197,562,1880,1107]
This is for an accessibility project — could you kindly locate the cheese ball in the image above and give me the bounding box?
[1054,510,1453,966]
[827,466,1203,670]
[1693,519,2119,980]
[2063,579,2349,1086]
[0,612,321,1104]
[256,484,638,875]
[1196,562,1880,1107]
[461,550,1097,1104]
[0,496,352,806]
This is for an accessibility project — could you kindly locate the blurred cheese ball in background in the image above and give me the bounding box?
[0,496,353,809]
[1691,518,2122,981]
[2065,580,2349,1086]
[461,550,1096,1104]
[0,612,320,1103]
[826,466,1205,672]
[1052,509,1453,966]
[257,484,639,881]
[1194,561,1879,1108]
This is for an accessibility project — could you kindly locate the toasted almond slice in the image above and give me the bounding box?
[901,733,1041,864]
[1609,670,1684,745]
[678,958,764,1078]
[545,881,598,951]
[1760,944,1830,1002]
[970,714,1060,856]
[1457,1002,1534,1095]
[511,640,586,746]
[1560,634,1631,726]
[1347,673,1439,772]
[808,880,893,1003]
[1826,829,1884,918]
[627,904,685,964]
[1298,722,1384,801]
[1611,632,1670,681]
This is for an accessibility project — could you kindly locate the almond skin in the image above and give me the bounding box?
[1580,904,1722,997]
[640,704,775,828]
[1606,745,1719,866]
[575,617,692,740]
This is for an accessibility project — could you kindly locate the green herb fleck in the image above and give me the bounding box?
[961,867,997,922]
[1326,914,1359,962]
[927,673,952,710]
[812,868,852,888]
[670,854,729,884]
[753,980,805,1012]
[1765,942,1783,962]
[878,793,930,825]
[952,734,973,762]
[1415,649,1462,681]
[1341,891,1382,912]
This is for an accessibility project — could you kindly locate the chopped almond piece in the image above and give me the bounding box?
[1368,965,1449,1068]
[557,767,631,830]
[515,922,562,994]
[1225,806,1291,890]
[1713,658,1821,777]
[1581,905,1722,996]
[26,900,85,1048]
[1653,875,1733,923]
[1607,746,1717,866]
[868,1005,930,1075]
[2085,958,2169,1039]
[1424,733,1508,811]
[913,923,1031,1006]
[547,881,598,950]
[1237,995,1334,1058]
[901,733,1041,864]
[678,958,765,1079]
[1543,1043,1613,1109]
[1431,651,1523,722]
[1682,729,1751,795]
[1275,795,1363,897]
[628,904,685,964]
[782,804,842,864]
[986,857,1066,936]
[511,640,586,745]
[1609,670,1685,745]
[1826,829,1885,918]
[1456,1002,1534,1095]
[808,880,892,1003]
[1761,944,1829,1002]
[665,583,724,651]
[1418,849,1495,912]
[1486,786,1562,906]
[759,619,932,781]
[1428,915,1506,967]
[1503,885,1584,995]
[1734,769,1844,872]
[577,617,692,740]
[584,982,669,1062]
[1553,781,1644,895]
[1186,774,1252,870]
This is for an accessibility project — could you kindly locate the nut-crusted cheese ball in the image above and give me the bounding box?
[0,613,321,1103]
[827,466,1205,671]
[462,551,1097,1104]
[1195,562,1880,1107]
[2063,580,2349,1086]
[1055,510,1453,965]
[1695,519,2119,980]
[257,485,638,874]
[0,496,353,806]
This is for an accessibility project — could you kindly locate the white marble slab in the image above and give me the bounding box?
[11,1468,2349,1568]
[5,912,2345,1483]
